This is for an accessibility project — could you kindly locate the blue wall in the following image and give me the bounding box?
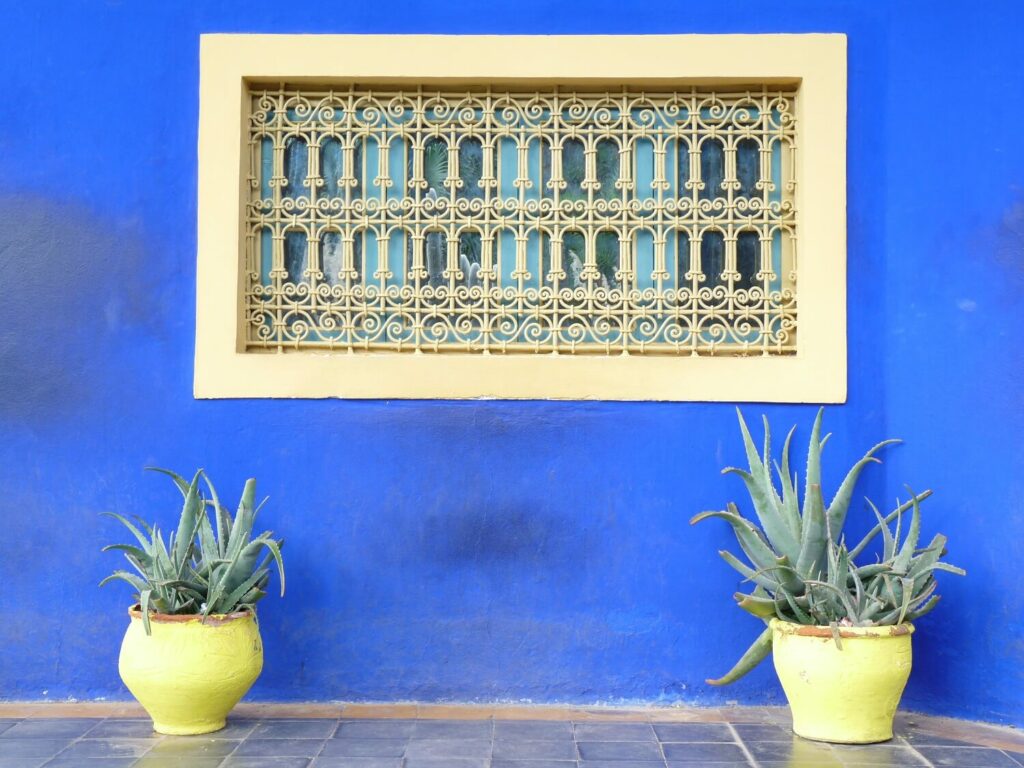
[0,0,1021,726]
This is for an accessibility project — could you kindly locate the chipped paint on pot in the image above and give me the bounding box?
[771,619,914,744]
[118,606,263,735]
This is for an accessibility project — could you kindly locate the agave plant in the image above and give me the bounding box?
[692,409,964,684]
[101,468,285,635]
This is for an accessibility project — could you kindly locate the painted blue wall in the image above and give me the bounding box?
[0,0,1021,726]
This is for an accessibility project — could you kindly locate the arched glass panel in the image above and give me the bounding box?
[699,139,725,201]
[701,231,725,288]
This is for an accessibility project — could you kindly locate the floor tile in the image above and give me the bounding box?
[743,738,833,762]
[221,759,312,768]
[579,762,666,768]
[1006,751,1024,767]
[575,723,656,741]
[310,759,403,768]
[577,740,663,760]
[493,720,574,740]
[2,720,100,739]
[133,758,225,768]
[215,720,262,739]
[411,721,493,739]
[319,739,406,758]
[402,760,488,768]
[733,723,793,742]
[43,758,137,767]
[82,720,161,739]
[0,758,47,768]
[830,743,926,765]
[404,739,491,759]
[142,736,241,757]
[916,746,1022,767]
[0,725,18,738]
[232,739,326,758]
[654,723,734,742]
[44,738,156,759]
[333,721,416,739]
[0,741,69,759]
[253,721,338,740]
[661,741,748,762]
[492,761,578,768]
[492,739,578,760]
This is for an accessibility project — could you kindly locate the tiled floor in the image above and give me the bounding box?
[0,708,1020,768]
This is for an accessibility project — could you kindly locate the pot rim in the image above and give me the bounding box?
[770,618,914,639]
[128,604,254,625]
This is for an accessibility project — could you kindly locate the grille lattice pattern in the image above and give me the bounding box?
[245,86,797,354]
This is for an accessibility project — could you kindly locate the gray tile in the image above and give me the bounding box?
[215,720,261,739]
[0,758,47,768]
[662,741,748,762]
[0,741,70,759]
[404,739,491,759]
[493,721,574,741]
[333,721,416,740]
[142,736,241,757]
[133,758,225,768]
[758,763,842,768]
[577,740,663,761]
[82,720,161,739]
[45,739,156,759]
[901,730,985,747]
[221,759,312,768]
[579,762,666,768]
[575,723,656,742]
[253,721,338,740]
[1005,750,1024,767]
[492,739,578,760]
[0,725,19,738]
[319,739,406,758]
[402,761,488,768]
[310,759,403,768]
[744,738,833,761]
[654,723,733,742]
[492,761,578,768]
[411,721,492,739]
[43,759,137,767]
[232,739,326,758]
[2,720,100,739]
[733,723,792,742]
[916,746,1022,767]
[830,744,926,765]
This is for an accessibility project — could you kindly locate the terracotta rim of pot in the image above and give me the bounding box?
[128,604,253,626]
[770,618,914,639]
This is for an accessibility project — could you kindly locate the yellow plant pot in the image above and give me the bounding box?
[118,607,263,735]
[771,619,913,744]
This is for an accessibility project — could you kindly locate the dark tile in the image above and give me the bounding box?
[133,758,225,768]
[0,741,69,759]
[493,720,574,741]
[333,721,415,739]
[577,740,663,761]
[0,724,18,738]
[1006,750,1024,767]
[579,762,666,768]
[758,762,842,768]
[744,738,833,762]
[253,721,338,740]
[214,720,261,739]
[310,759,403,768]
[733,723,793,742]
[916,746,1022,767]
[662,741,748,762]
[411,721,492,740]
[901,730,984,747]
[0,758,47,768]
[654,723,734,742]
[82,720,161,739]
[319,739,406,758]
[44,739,156,759]
[232,739,326,758]
[2,720,100,739]
[142,736,241,757]
[575,723,656,742]
[404,739,491,759]
[43,758,137,767]
[492,761,578,768]
[830,743,926,765]
[492,739,577,760]
[402,761,488,768]
[221,759,312,768]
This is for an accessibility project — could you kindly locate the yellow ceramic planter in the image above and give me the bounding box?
[118,607,263,735]
[771,619,914,744]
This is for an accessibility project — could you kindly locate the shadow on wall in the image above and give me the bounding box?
[0,196,167,421]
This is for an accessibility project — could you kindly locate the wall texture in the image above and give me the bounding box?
[0,0,1021,726]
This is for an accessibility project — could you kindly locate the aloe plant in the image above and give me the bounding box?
[693,409,963,685]
[101,468,285,635]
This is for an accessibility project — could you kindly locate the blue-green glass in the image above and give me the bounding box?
[701,231,725,288]
[700,139,724,201]
[283,137,308,200]
[284,230,307,282]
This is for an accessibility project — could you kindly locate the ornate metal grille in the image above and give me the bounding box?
[245,85,797,354]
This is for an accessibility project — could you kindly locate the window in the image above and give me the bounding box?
[196,34,846,400]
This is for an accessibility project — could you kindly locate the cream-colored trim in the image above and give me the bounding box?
[196,33,846,401]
